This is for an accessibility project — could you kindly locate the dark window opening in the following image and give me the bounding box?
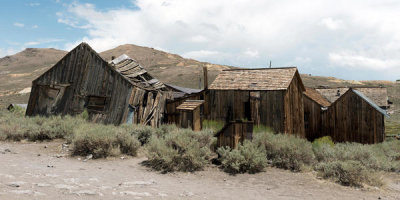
[304,112,310,129]
[87,96,108,111]
[244,101,251,121]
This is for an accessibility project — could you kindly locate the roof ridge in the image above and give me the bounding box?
[223,66,297,71]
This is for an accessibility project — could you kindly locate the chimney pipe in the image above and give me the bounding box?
[203,66,208,90]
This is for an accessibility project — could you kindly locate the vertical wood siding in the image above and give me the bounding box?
[323,90,385,144]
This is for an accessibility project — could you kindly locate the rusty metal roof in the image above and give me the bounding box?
[303,88,331,107]
[176,100,204,110]
[316,87,388,108]
[209,67,300,90]
[110,54,166,91]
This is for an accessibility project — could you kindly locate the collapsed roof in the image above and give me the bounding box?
[110,54,166,91]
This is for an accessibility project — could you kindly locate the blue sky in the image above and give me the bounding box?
[1,0,400,81]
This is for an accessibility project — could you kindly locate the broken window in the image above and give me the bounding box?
[86,96,108,111]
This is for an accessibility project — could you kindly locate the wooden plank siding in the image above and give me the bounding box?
[215,121,254,149]
[323,89,385,144]
[303,95,327,141]
[26,43,167,127]
[283,72,305,136]
[207,67,305,137]
[165,92,203,125]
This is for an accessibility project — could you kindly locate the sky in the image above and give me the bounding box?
[1,0,400,81]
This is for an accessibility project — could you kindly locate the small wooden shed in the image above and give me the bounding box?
[215,120,254,149]
[303,88,331,141]
[208,67,305,137]
[176,100,204,131]
[323,88,389,144]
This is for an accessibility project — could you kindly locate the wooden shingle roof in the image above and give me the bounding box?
[110,54,166,91]
[176,100,204,111]
[304,88,331,107]
[316,87,388,108]
[209,67,301,91]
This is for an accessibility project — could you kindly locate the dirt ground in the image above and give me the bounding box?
[0,141,399,200]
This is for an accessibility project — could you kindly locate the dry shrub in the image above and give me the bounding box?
[217,141,267,174]
[315,160,382,187]
[254,131,315,171]
[72,124,140,158]
[144,128,215,172]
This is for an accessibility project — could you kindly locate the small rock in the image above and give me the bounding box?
[44,145,48,149]
[86,154,93,160]
[47,165,54,168]
[77,158,81,161]
[72,190,97,196]
[120,156,126,160]
[56,154,63,158]
[120,191,151,197]
[37,154,41,156]
[7,183,20,188]
[4,149,11,153]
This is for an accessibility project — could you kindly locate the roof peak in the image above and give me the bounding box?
[223,67,297,71]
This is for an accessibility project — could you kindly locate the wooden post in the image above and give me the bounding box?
[203,66,208,90]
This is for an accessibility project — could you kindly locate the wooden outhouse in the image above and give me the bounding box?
[303,88,331,141]
[26,43,168,126]
[208,67,305,137]
[176,100,204,131]
[323,88,389,144]
[215,120,254,149]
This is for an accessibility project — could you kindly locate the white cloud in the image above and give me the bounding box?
[244,49,259,57]
[320,18,344,30]
[32,25,39,29]
[0,48,19,58]
[28,2,40,7]
[57,0,400,80]
[329,52,400,70]
[24,38,64,46]
[13,22,24,28]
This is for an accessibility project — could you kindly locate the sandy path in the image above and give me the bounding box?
[0,141,399,200]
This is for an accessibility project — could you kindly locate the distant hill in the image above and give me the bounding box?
[99,44,231,88]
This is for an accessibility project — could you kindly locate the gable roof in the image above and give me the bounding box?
[315,87,388,108]
[110,54,166,91]
[176,100,204,110]
[32,43,139,89]
[209,67,304,91]
[303,88,331,107]
[352,89,389,117]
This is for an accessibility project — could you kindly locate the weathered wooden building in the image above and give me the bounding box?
[208,67,305,137]
[26,43,168,126]
[303,88,331,141]
[323,88,389,144]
